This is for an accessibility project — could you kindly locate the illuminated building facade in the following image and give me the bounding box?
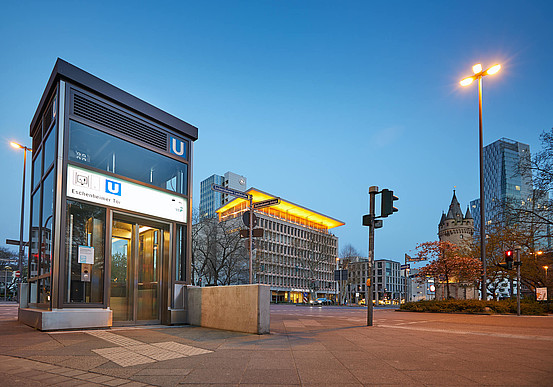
[217,188,344,303]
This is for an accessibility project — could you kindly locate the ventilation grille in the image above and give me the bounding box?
[73,93,167,150]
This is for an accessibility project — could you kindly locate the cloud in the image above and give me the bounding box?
[371,126,403,147]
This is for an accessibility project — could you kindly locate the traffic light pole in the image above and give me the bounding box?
[516,248,521,316]
[367,186,378,326]
[249,195,253,284]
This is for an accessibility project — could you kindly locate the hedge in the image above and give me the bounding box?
[399,299,552,315]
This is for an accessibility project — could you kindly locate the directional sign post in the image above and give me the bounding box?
[211,184,250,200]
[252,198,280,209]
[211,184,255,283]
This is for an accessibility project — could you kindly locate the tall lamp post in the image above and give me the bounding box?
[460,63,501,300]
[10,141,32,300]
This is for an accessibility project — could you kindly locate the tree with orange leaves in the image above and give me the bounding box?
[415,241,482,299]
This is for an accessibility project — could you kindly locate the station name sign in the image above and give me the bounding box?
[67,165,187,222]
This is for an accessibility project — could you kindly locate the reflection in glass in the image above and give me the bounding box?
[111,221,132,321]
[43,128,56,173]
[110,219,161,322]
[137,227,159,321]
[65,200,105,303]
[32,148,42,190]
[175,225,186,281]
[69,120,188,195]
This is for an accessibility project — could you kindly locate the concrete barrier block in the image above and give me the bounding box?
[186,284,270,334]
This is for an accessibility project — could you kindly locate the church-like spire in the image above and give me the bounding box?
[446,190,463,221]
[439,212,446,225]
[465,205,473,220]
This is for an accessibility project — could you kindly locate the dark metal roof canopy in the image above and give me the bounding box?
[30,58,198,141]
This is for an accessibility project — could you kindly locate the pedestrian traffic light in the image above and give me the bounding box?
[381,189,399,217]
[505,250,513,270]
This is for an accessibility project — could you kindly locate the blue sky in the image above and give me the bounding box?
[1,1,551,267]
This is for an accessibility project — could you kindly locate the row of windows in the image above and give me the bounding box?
[256,274,334,290]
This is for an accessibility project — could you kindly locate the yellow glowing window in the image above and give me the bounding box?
[515,185,521,191]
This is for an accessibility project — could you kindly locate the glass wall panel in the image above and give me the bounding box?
[175,225,186,281]
[65,200,105,304]
[43,128,56,173]
[30,189,41,279]
[41,171,54,277]
[68,120,188,195]
[32,149,42,190]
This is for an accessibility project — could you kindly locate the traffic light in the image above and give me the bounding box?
[505,250,514,270]
[381,189,399,217]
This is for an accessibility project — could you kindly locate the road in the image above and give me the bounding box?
[0,303,551,386]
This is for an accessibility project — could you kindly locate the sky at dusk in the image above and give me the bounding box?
[1,1,551,268]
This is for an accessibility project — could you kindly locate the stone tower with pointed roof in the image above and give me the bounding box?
[438,190,474,245]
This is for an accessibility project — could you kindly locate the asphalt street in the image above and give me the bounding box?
[0,303,552,386]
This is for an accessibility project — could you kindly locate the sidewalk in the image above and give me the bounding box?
[0,304,552,386]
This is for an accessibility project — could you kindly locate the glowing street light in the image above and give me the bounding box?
[460,63,501,301]
[10,141,32,299]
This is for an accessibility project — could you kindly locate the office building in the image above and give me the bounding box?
[343,257,404,305]
[216,188,343,303]
[20,59,197,330]
[199,172,246,219]
[407,268,435,302]
[470,138,532,231]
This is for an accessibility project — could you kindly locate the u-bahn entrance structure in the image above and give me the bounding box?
[19,59,197,330]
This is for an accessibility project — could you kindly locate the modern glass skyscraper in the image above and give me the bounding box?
[470,138,532,232]
[199,172,247,219]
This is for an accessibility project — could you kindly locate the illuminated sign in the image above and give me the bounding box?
[169,136,187,159]
[67,165,186,222]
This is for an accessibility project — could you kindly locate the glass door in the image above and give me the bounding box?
[110,217,162,324]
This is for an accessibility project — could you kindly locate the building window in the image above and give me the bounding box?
[175,225,187,282]
[69,120,188,195]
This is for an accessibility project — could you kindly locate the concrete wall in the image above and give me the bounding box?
[19,308,112,331]
[186,284,270,334]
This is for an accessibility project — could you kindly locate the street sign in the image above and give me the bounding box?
[400,264,410,270]
[240,228,264,238]
[211,184,250,200]
[14,270,21,278]
[252,198,280,209]
[5,239,29,247]
[242,211,258,227]
[536,287,547,301]
[334,269,348,281]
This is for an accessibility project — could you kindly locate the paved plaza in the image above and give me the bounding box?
[0,303,552,386]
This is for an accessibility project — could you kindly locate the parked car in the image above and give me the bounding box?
[315,297,331,305]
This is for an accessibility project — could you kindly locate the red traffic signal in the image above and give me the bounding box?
[504,250,514,270]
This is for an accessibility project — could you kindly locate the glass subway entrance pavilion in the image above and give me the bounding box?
[19,59,198,330]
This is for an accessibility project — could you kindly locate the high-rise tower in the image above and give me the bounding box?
[470,138,532,232]
[199,171,247,219]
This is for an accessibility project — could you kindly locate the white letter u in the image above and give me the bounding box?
[107,182,120,194]
[172,139,185,156]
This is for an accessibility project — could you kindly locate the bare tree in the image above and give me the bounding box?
[339,243,361,259]
[192,214,248,286]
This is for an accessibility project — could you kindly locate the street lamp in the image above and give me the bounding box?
[460,63,501,301]
[544,265,549,279]
[10,141,32,298]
